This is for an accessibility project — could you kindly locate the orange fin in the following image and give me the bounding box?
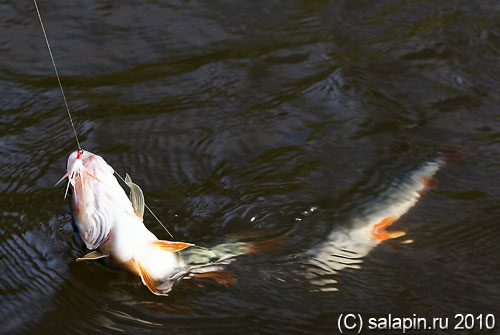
[152,240,194,252]
[136,261,164,295]
[371,216,405,241]
[191,271,237,286]
[246,237,283,254]
[419,176,439,194]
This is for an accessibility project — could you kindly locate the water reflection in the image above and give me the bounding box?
[304,158,443,291]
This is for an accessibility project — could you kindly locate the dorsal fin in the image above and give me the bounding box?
[76,250,109,262]
[125,173,145,220]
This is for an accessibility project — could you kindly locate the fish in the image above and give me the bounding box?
[305,157,445,291]
[58,150,268,295]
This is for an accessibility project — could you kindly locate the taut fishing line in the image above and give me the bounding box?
[33,0,80,150]
[33,0,174,239]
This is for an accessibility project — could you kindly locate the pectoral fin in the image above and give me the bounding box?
[125,173,145,220]
[76,250,109,262]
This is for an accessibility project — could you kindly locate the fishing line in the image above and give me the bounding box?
[115,172,174,239]
[33,0,81,150]
[34,0,174,239]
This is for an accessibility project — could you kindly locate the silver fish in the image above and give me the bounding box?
[58,150,263,295]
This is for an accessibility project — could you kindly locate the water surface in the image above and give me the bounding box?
[1,0,500,334]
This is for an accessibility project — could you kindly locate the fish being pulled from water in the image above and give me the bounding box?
[306,157,445,291]
[58,150,264,295]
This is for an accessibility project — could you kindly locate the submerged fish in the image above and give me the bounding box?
[306,157,445,291]
[59,150,263,295]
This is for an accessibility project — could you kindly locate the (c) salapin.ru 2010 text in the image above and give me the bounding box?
[337,313,496,333]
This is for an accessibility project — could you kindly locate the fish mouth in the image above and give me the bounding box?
[56,150,114,198]
[68,150,107,174]
[65,149,114,178]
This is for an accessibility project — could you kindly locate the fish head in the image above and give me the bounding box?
[61,150,114,202]
[60,150,121,250]
[66,150,114,182]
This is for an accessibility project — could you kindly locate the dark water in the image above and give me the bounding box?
[1,0,500,334]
